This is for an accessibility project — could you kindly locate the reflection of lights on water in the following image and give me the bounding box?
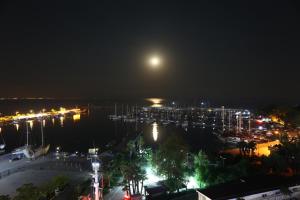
[152,122,158,142]
[52,118,55,125]
[147,98,164,108]
[73,114,80,121]
[152,104,162,108]
[0,127,1,133]
[43,119,46,127]
[28,120,33,130]
[60,116,64,127]
[15,123,19,131]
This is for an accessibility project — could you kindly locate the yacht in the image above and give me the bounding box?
[108,104,121,120]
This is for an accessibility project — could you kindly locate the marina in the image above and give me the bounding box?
[107,100,284,150]
[0,99,288,158]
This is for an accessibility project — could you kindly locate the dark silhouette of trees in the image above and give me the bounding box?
[117,137,147,196]
[237,141,256,156]
[261,133,300,174]
[0,195,10,200]
[13,183,41,200]
[194,151,250,187]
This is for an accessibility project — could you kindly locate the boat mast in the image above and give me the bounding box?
[0,127,5,146]
[92,161,102,200]
[40,118,44,147]
[228,111,231,131]
[26,121,29,146]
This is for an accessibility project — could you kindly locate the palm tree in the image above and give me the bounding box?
[280,186,292,196]
[237,141,247,156]
[140,169,147,194]
[13,183,41,200]
[247,141,257,156]
[127,140,136,159]
[0,195,11,200]
[120,161,134,195]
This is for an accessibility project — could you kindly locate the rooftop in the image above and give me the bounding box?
[198,175,300,200]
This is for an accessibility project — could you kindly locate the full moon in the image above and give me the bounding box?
[149,56,161,68]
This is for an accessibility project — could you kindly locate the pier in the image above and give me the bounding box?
[0,107,82,124]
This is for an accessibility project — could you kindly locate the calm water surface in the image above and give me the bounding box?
[0,99,222,153]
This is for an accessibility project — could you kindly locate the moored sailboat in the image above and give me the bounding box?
[11,119,50,160]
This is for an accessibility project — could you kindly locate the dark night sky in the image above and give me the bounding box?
[0,1,300,105]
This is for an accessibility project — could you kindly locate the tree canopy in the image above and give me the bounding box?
[152,134,189,192]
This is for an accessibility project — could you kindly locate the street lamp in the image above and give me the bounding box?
[92,161,101,200]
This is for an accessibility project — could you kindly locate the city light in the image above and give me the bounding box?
[0,108,81,123]
[270,115,285,125]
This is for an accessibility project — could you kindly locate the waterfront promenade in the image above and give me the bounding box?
[222,140,280,156]
[0,153,90,197]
